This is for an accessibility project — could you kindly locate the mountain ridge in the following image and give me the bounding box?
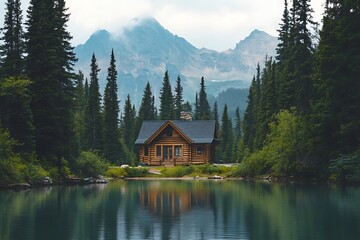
[74,16,278,106]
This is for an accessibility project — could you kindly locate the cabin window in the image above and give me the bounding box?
[144,146,149,156]
[174,145,182,157]
[196,146,203,155]
[156,146,162,157]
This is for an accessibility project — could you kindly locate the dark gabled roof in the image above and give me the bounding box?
[135,120,216,144]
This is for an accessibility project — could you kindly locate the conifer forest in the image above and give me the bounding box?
[0,0,359,184]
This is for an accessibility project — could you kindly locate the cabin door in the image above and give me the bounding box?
[163,145,173,162]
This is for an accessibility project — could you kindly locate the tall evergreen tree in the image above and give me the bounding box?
[26,0,76,169]
[0,77,35,153]
[234,107,242,141]
[174,75,183,119]
[242,77,258,151]
[159,70,174,120]
[312,0,360,163]
[0,0,25,78]
[72,71,86,157]
[103,50,121,163]
[198,77,211,120]
[86,53,102,151]
[193,92,200,120]
[254,58,277,149]
[138,82,156,122]
[212,101,220,132]
[220,104,233,163]
[121,95,135,152]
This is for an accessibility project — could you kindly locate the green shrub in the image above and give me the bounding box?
[197,164,226,175]
[74,151,108,178]
[105,167,127,178]
[160,166,194,177]
[125,167,149,177]
[21,164,48,182]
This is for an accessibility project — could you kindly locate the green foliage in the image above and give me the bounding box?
[234,110,309,177]
[74,151,108,178]
[329,149,360,183]
[0,126,48,184]
[160,166,194,177]
[105,167,127,178]
[125,167,149,177]
[0,77,35,153]
[197,164,227,175]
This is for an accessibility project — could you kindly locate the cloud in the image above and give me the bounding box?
[0,0,324,51]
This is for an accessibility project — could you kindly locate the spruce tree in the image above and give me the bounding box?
[103,50,121,163]
[121,95,135,152]
[212,101,220,131]
[138,82,155,121]
[0,77,35,153]
[220,104,233,163]
[0,0,25,78]
[86,53,102,151]
[198,77,211,120]
[174,75,183,119]
[234,107,242,141]
[194,92,200,120]
[312,0,360,162]
[242,77,258,151]
[159,70,174,120]
[72,71,86,157]
[26,0,76,169]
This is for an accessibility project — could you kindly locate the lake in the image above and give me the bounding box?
[1,180,360,240]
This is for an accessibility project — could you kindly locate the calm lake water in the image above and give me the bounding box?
[1,180,360,240]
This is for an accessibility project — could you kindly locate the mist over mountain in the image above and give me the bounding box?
[74,16,278,107]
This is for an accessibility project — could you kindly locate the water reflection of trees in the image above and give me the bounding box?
[1,180,360,239]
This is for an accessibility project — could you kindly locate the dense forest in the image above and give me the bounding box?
[0,0,359,184]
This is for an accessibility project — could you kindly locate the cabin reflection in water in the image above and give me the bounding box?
[138,181,211,217]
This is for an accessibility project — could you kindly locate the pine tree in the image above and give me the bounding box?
[234,107,242,141]
[72,71,86,157]
[0,77,35,153]
[254,58,277,149]
[212,101,220,132]
[242,77,258,151]
[174,75,183,119]
[159,70,174,120]
[291,0,316,114]
[103,50,122,163]
[138,82,156,122]
[26,0,76,169]
[198,77,211,120]
[220,104,233,163]
[312,0,360,162]
[86,53,102,151]
[0,0,25,78]
[194,92,200,120]
[121,95,135,152]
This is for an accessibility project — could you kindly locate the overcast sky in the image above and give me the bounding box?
[0,0,324,51]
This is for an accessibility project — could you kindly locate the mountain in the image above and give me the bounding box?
[74,16,278,107]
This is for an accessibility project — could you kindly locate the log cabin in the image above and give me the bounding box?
[135,120,218,166]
